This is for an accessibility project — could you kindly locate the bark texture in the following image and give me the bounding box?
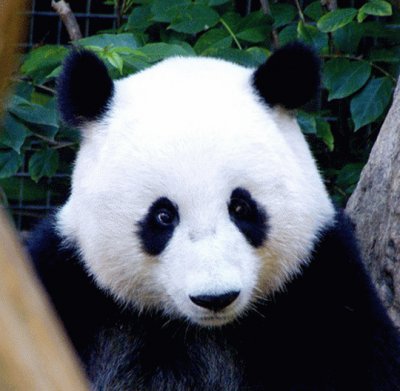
[52,0,82,41]
[346,80,400,329]
[0,0,26,110]
[0,212,90,391]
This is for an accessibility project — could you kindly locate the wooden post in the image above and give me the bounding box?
[0,212,90,390]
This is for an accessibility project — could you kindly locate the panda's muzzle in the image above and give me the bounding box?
[189,291,240,312]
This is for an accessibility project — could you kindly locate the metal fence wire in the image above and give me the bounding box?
[7,0,372,231]
[26,0,117,48]
[7,0,118,231]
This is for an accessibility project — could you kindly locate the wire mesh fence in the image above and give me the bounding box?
[6,0,395,231]
[6,0,119,231]
[25,0,117,48]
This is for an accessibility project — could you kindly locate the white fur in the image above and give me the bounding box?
[57,57,335,326]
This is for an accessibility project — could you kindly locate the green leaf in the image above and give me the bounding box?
[28,149,60,182]
[127,5,153,31]
[336,163,364,188]
[304,1,324,21]
[235,11,272,43]
[77,33,140,49]
[368,48,400,63]
[7,95,58,127]
[205,0,230,4]
[31,91,52,107]
[332,22,363,53]
[164,40,195,55]
[45,65,62,80]
[245,47,270,65]
[317,8,357,33]
[0,151,22,178]
[220,12,242,33]
[316,119,334,151]
[204,47,267,67]
[270,3,296,28]
[194,29,232,54]
[0,177,50,201]
[169,5,220,34]
[120,56,149,75]
[21,45,68,83]
[219,11,272,45]
[196,0,230,4]
[138,43,193,62]
[0,114,30,153]
[323,59,371,100]
[105,50,124,74]
[297,111,317,134]
[151,0,191,23]
[297,21,328,53]
[7,95,59,135]
[361,21,399,39]
[13,82,34,100]
[350,77,392,130]
[278,25,298,46]
[358,0,392,22]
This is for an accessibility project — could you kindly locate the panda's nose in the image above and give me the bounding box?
[189,291,240,312]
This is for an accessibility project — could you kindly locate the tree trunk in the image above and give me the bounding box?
[346,80,400,329]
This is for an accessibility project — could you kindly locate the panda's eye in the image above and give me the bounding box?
[149,198,179,229]
[155,209,176,227]
[229,198,251,220]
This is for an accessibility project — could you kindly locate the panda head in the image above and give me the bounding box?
[56,43,334,327]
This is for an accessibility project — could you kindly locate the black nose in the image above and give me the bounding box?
[189,291,240,312]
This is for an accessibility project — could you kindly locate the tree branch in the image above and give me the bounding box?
[259,0,280,48]
[321,0,337,11]
[51,0,82,41]
[294,0,306,22]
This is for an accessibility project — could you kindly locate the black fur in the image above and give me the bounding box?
[252,42,321,109]
[137,197,180,256]
[229,187,268,248]
[27,210,400,390]
[57,49,114,127]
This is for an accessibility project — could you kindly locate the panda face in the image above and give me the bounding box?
[57,46,335,326]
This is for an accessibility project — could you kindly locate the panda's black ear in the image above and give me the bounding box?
[57,49,114,127]
[252,42,320,109]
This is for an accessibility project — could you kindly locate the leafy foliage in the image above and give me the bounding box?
[1,0,399,211]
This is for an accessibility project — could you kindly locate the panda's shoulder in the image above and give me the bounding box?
[303,208,400,350]
[26,216,121,353]
[276,207,397,338]
[27,215,85,288]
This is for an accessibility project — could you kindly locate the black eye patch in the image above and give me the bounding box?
[228,188,268,248]
[137,197,179,256]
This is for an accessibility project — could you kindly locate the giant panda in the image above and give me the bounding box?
[28,42,400,390]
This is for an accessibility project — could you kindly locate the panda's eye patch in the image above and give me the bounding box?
[228,188,268,248]
[138,197,179,256]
